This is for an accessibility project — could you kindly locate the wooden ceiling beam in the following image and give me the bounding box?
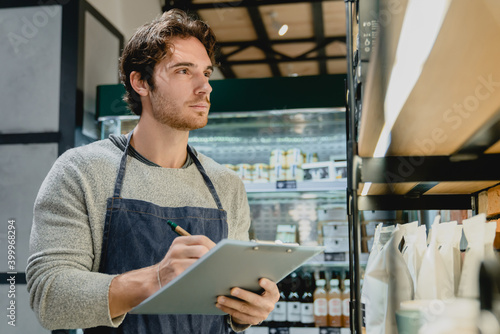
[296,38,343,59]
[215,48,237,78]
[246,6,281,77]
[217,36,345,48]
[312,2,327,74]
[223,55,345,66]
[165,0,344,11]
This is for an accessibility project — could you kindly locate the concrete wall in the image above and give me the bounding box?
[0,5,60,333]
[87,0,162,41]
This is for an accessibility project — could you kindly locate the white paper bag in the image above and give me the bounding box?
[402,222,427,294]
[452,225,463,295]
[362,223,383,329]
[436,220,457,297]
[364,225,414,334]
[457,214,494,298]
[416,216,454,300]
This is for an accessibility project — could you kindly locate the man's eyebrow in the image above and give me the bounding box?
[168,62,214,72]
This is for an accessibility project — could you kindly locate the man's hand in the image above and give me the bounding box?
[157,235,216,287]
[215,278,280,326]
[109,235,215,318]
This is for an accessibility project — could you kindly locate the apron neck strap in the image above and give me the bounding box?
[111,131,224,211]
[111,131,133,198]
[187,145,224,211]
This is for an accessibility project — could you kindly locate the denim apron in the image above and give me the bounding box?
[85,132,229,334]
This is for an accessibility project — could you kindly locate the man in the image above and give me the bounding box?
[27,9,279,333]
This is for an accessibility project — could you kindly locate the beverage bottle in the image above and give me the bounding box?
[313,279,328,327]
[273,281,288,327]
[287,272,301,327]
[342,279,351,328]
[328,278,342,327]
[300,272,315,327]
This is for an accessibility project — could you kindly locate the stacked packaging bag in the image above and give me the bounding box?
[362,213,497,333]
[401,221,427,294]
[457,214,497,298]
[362,224,413,333]
[415,216,454,300]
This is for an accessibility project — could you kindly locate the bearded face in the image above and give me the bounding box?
[149,86,210,131]
[146,36,213,131]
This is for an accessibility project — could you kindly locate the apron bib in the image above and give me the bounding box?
[85,132,229,334]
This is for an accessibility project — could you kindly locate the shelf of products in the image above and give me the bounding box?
[346,0,500,333]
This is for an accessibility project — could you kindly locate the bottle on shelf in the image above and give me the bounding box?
[287,272,301,327]
[313,279,328,327]
[273,281,288,327]
[328,278,342,327]
[300,272,315,327]
[342,279,351,328]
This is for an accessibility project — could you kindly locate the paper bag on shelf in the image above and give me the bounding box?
[452,224,463,295]
[416,216,454,300]
[402,222,427,295]
[362,225,413,334]
[436,220,457,298]
[457,214,496,298]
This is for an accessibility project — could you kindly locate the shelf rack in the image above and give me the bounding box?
[345,0,500,333]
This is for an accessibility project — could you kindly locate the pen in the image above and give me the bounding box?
[167,220,191,236]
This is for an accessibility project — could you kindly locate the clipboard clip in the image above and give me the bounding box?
[250,239,299,252]
[251,239,299,246]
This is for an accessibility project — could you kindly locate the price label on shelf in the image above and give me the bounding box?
[276,180,297,190]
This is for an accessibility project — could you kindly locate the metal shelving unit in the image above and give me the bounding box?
[345,0,500,333]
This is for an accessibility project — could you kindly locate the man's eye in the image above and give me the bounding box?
[205,72,212,78]
[178,69,188,74]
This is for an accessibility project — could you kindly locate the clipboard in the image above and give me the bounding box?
[130,239,324,315]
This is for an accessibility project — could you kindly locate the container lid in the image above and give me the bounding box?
[316,279,326,286]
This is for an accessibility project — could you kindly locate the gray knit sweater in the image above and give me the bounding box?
[27,136,250,330]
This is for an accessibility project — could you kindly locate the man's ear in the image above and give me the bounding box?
[130,71,150,97]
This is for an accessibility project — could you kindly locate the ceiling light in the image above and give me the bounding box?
[270,11,288,37]
[278,24,288,36]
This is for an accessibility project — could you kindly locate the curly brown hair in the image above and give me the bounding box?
[119,9,217,116]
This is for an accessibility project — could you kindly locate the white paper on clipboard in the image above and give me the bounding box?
[130,239,324,315]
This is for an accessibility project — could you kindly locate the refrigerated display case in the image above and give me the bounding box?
[187,109,347,243]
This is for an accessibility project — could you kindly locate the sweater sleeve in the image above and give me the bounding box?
[229,180,251,242]
[26,150,124,330]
